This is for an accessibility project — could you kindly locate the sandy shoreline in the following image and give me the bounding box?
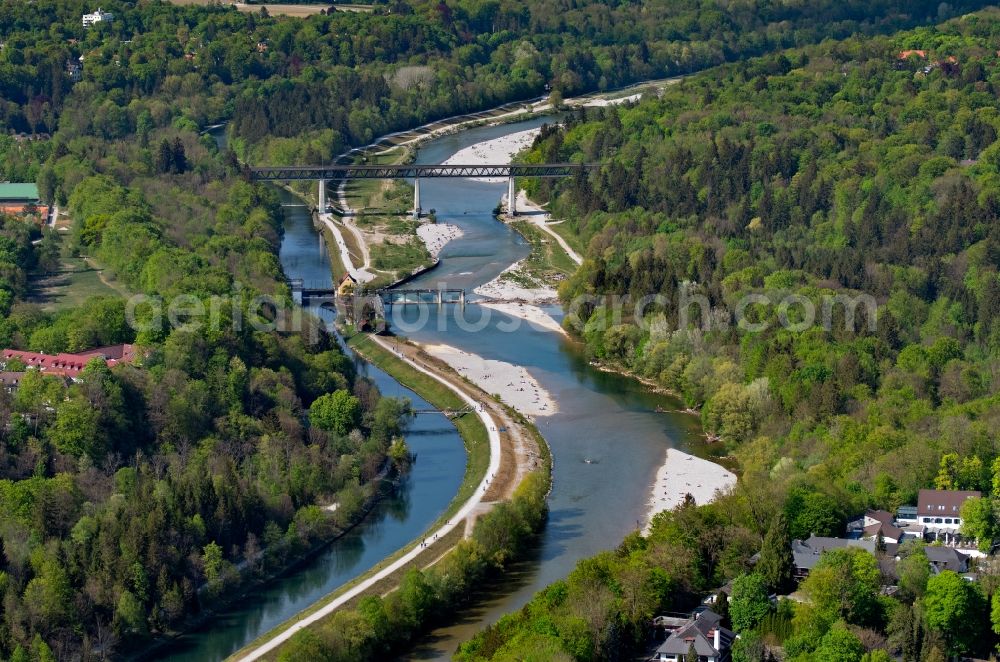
[476,301,565,336]
[583,92,642,107]
[644,449,737,533]
[419,342,557,418]
[473,259,559,303]
[417,223,463,258]
[442,128,542,181]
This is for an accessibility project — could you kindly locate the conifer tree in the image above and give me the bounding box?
[757,513,794,594]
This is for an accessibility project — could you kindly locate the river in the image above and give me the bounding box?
[161,115,711,660]
[390,118,709,659]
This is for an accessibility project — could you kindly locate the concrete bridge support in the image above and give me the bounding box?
[318,179,327,213]
[507,176,516,216]
[413,177,421,219]
[289,278,304,305]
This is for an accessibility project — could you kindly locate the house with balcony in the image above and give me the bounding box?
[653,609,735,662]
[917,489,980,544]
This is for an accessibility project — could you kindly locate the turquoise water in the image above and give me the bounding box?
[158,117,703,661]
[149,189,468,662]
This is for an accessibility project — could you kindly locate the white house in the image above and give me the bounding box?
[82,8,113,27]
[917,489,980,543]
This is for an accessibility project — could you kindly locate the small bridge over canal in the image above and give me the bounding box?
[250,163,598,218]
[411,404,474,419]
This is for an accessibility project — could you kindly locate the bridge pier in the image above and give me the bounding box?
[507,176,516,216]
[412,177,421,219]
[289,278,304,305]
[318,179,327,213]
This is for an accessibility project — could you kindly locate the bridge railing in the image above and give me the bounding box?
[249,163,600,181]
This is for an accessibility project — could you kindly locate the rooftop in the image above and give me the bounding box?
[655,609,734,657]
[0,183,40,201]
[924,546,970,573]
[792,535,896,571]
[917,489,981,516]
[1,344,138,377]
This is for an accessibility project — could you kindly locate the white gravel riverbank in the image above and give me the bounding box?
[644,449,736,534]
[441,128,542,181]
[420,342,557,418]
[417,223,463,258]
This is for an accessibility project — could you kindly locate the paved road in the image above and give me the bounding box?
[514,191,584,266]
[318,212,376,283]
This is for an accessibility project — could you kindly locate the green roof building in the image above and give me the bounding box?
[0,183,39,202]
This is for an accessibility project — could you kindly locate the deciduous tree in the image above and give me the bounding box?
[922,570,987,656]
[730,573,772,632]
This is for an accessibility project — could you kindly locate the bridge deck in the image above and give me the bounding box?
[251,163,598,181]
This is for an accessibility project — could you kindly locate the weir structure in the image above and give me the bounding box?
[250,163,598,219]
[289,280,465,307]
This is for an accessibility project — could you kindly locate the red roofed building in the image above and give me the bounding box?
[899,49,927,59]
[1,344,138,378]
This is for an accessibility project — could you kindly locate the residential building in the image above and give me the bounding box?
[701,580,734,606]
[847,508,925,543]
[82,8,113,27]
[0,371,23,393]
[791,535,896,580]
[917,489,980,543]
[337,272,358,296]
[65,59,82,82]
[924,546,971,574]
[848,510,906,544]
[654,609,735,662]
[1,344,138,378]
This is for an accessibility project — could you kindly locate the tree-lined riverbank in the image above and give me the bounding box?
[230,328,550,661]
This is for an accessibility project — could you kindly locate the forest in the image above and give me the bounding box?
[0,1,421,658]
[0,0,997,658]
[465,9,1000,661]
[2,0,986,170]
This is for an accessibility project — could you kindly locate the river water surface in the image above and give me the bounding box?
[150,190,469,661]
[394,118,708,658]
[160,117,707,660]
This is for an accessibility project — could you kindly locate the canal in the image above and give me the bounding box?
[149,189,469,661]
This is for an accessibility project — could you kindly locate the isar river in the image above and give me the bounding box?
[156,116,706,660]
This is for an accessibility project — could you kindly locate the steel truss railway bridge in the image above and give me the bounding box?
[249,163,598,218]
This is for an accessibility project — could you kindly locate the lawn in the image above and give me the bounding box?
[533,214,587,258]
[166,1,373,17]
[512,219,579,278]
[27,256,124,312]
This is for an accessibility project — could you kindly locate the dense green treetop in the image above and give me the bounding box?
[0,0,997,657]
[523,9,1000,512]
[464,10,1000,661]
